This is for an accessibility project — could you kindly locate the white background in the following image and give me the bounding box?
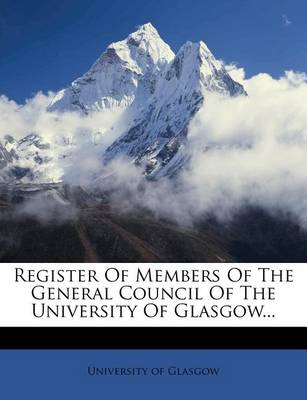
[0,263,306,327]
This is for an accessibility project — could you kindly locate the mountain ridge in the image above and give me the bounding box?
[104,32,245,177]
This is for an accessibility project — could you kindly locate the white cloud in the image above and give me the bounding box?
[97,67,307,228]
[2,67,307,229]
[0,91,131,184]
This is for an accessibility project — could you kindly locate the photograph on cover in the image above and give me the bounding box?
[1,0,307,265]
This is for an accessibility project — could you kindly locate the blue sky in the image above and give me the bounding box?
[0,0,306,102]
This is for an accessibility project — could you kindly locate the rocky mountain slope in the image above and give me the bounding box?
[0,184,232,262]
[0,133,63,184]
[2,185,307,263]
[105,39,245,177]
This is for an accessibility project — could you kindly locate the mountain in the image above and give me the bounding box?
[105,40,245,178]
[49,23,245,178]
[0,135,18,170]
[48,23,174,113]
[1,23,245,183]
[0,134,60,183]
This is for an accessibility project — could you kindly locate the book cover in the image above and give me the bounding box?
[0,0,305,398]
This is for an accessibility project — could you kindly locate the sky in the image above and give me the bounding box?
[0,0,306,103]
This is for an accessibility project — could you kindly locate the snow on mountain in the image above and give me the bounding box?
[1,23,246,184]
[48,23,175,113]
[105,40,246,178]
[0,134,62,183]
[0,136,18,169]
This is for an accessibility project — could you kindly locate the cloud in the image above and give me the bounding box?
[282,14,292,27]
[15,189,77,224]
[0,91,131,184]
[178,68,307,226]
[224,63,246,85]
[2,67,307,230]
[93,67,307,229]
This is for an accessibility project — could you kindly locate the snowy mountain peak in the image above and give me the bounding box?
[105,37,246,178]
[107,23,174,73]
[134,22,159,34]
[48,23,174,113]
[128,22,161,42]
[169,40,245,97]
[164,40,218,81]
[176,40,213,58]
